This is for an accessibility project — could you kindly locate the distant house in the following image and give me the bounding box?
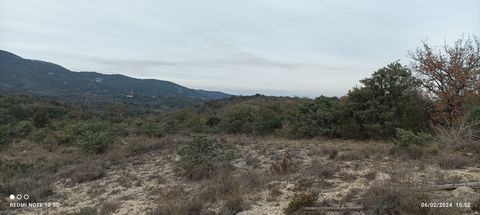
[126,90,134,98]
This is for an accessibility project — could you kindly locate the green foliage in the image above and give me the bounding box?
[346,62,429,139]
[222,106,256,134]
[0,125,14,146]
[395,128,434,147]
[135,120,164,138]
[15,121,33,138]
[206,116,221,128]
[9,104,32,121]
[79,121,118,153]
[286,96,341,138]
[467,106,480,126]
[58,120,119,153]
[176,134,234,180]
[284,192,317,214]
[255,105,283,134]
[32,106,49,128]
[80,130,116,153]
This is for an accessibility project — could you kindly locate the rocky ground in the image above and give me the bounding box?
[7,135,480,215]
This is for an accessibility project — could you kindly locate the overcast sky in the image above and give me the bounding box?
[0,0,479,97]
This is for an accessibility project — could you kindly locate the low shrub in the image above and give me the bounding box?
[284,191,317,215]
[58,163,106,184]
[270,151,294,174]
[308,159,338,179]
[176,134,234,180]
[220,194,248,215]
[99,201,120,214]
[362,181,430,215]
[437,154,469,170]
[80,130,116,153]
[0,124,13,145]
[395,128,433,147]
[134,120,164,138]
[336,151,363,161]
[16,121,34,137]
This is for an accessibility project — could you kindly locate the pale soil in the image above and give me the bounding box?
[9,136,480,215]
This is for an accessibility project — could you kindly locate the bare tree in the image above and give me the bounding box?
[409,35,480,125]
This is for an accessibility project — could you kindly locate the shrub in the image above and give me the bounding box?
[176,134,234,180]
[66,120,118,153]
[220,194,248,215]
[135,120,164,138]
[395,128,433,147]
[467,106,480,125]
[32,106,49,128]
[336,151,363,161]
[284,192,317,215]
[285,96,341,138]
[222,107,256,134]
[99,201,120,214]
[80,130,115,153]
[362,182,430,215]
[16,121,34,137]
[346,62,429,139]
[437,154,469,170]
[255,106,283,134]
[58,163,106,184]
[308,159,338,179]
[270,151,294,174]
[0,125,13,145]
[28,128,48,143]
[206,116,221,128]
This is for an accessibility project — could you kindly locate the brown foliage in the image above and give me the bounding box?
[410,35,480,125]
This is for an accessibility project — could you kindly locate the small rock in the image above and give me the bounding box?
[451,186,479,212]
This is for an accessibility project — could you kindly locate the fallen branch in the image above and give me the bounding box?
[303,206,364,212]
[417,182,480,191]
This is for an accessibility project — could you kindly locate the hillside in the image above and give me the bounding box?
[0,50,231,107]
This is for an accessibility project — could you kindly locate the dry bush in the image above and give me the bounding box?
[270,151,295,174]
[320,146,338,159]
[175,134,234,180]
[152,198,204,215]
[436,154,469,170]
[220,194,249,215]
[99,201,121,214]
[389,144,440,160]
[362,181,430,215]
[200,169,241,203]
[284,191,317,215]
[364,170,377,180]
[362,166,431,215]
[336,151,363,161]
[152,185,207,215]
[435,117,480,153]
[307,159,338,179]
[57,162,106,184]
[473,197,480,212]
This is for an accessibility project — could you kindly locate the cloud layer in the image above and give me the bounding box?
[1,0,479,97]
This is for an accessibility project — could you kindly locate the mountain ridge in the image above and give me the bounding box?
[0,50,231,107]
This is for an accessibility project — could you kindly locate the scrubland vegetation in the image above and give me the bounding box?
[1,36,480,214]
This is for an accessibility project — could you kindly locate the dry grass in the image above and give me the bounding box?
[5,134,480,215]
[436,154,470,170]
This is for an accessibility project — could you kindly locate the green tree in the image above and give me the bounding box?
[286,96,341,138]
[32,106,49,128]
[346,62,429,139]
[222,106,256,134]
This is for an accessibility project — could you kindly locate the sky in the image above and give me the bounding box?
[0,0,479,97]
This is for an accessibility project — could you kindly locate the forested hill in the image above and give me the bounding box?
[0,50,231,108]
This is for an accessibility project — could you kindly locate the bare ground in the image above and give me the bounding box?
[7,135,480,215]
